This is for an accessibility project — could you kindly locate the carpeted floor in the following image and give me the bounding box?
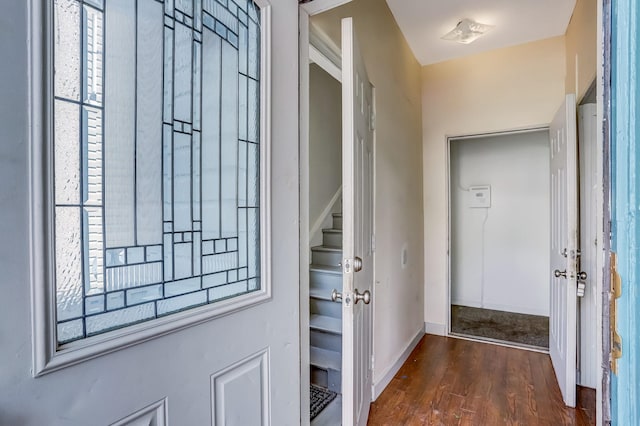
[451,305,549,349]
[310,384,337,420]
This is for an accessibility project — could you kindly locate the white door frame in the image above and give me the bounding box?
[298,11,343,425]
[445,126,550,351]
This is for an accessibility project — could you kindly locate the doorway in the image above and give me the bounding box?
[448,129,551,350]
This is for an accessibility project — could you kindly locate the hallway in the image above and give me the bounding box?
[368,335,595,425]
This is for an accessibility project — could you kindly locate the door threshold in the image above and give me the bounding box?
[449,332,550,354]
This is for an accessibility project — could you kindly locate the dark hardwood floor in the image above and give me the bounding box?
[368,335,595,425]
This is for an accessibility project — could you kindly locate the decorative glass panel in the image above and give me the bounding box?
[53,0,262,345]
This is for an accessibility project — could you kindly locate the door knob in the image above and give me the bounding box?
[554,269,567,278]
[331,289,342,302]
[353,256,363,272]
[354,288,371,304]
[578,271,588,281]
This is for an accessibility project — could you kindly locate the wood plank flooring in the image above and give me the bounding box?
[368,335,595,425]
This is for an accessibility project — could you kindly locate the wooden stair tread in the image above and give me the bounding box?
[310,314,342,334]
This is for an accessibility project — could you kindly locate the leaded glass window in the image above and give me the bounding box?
[53,0,262,344]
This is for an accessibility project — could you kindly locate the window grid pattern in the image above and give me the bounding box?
[53,0,261,344]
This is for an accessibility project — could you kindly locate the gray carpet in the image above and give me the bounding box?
[310,384,337,420]
[451,305,549,349]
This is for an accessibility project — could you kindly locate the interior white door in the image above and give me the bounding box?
[549,93,578,407]
[0,1,300,424]
[341,17,375,426]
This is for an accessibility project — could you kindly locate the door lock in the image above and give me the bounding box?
[353,256,363,272]
[554,269,567,278]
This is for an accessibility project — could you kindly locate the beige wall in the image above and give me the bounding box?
[565,0,598,100]
[309,63,342,228]
[422,37,566,330]
[312,0,425,388]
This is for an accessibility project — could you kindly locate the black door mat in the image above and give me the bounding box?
[310,384,337,420]
[451,305,549,349]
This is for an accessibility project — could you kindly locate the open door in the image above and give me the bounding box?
[341,17,375,426]
[1,1,301,424]
[549,93,578,407]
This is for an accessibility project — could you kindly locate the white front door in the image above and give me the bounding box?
[549,93,578,407]
[341,17,374,426]
[0,0,300,424]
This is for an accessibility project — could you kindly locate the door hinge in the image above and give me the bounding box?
[610,251,623,374]
[370,111,376,131]
[370,354,375,370]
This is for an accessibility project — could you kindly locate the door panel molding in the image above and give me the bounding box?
[211,349,271,426]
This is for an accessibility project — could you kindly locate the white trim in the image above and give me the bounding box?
[298,8,312,426]
[309,186,342,242]
[300,0,352,16]
[372,327,424,400]
[445,125,552,338]
[448,333,550,354]
[595,1,605,423]
[309,45,341,82]
[32,0,274,376]
[425,322,446,336]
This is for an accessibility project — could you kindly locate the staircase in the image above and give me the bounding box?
[310,213,343,424]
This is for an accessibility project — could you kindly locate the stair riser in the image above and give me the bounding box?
[322,231,342,248]
[311,250,342,268]
[311,367,328,389]
[310,271,342,292]
[332,215,342,230]
[311,329,342,352]
[310,367,342,394]
[310,298,342,320]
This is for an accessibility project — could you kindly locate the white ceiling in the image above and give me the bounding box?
[385,0,577,66]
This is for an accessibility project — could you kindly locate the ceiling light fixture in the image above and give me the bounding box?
[441,18,494,45]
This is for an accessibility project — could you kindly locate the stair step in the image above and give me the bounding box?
[332,213,342,230]
[311,246,342,268]
[310,314,342,335]
[321,229,342,248]
[310,346,341,371]
[310,287,335,301]
[311,393,341,426]
[310,264,341,274]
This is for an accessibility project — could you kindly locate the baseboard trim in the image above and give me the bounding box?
[425,322,446,336]
[372,326,424,401]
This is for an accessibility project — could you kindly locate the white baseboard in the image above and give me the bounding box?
[425,322,446,336]
[372,326,424,400]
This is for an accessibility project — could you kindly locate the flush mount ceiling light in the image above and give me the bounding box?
[441,18,494,45]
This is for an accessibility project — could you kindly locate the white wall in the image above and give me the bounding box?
[312,0,425,389]
[422,36,566,331]
[309,63,342,230]
[450,131,550,316]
